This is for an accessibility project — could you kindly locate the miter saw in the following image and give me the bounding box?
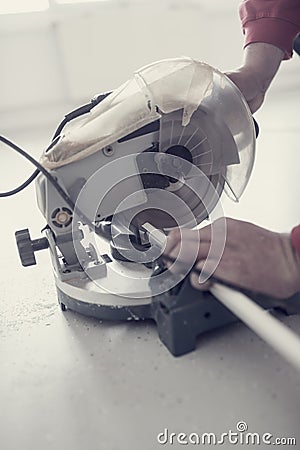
[13,57,300,357]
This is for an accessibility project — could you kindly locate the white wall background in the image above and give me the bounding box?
[0,0,259,135]
[1,0,299,136]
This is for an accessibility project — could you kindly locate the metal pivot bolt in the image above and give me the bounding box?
[15,228,49,267]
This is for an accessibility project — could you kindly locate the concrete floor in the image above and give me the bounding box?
[1,84,300,450]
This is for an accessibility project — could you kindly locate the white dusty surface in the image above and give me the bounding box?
[1,83,300,450]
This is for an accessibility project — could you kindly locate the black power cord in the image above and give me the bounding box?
[51,93,110,142]
[0,92,110,199]
[0,168,39,197]
[0,135,96,232]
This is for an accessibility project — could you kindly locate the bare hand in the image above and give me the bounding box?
[164,218,300,299]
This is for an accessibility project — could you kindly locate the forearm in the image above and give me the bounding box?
[225,42,284,112]
[241,42,284,93]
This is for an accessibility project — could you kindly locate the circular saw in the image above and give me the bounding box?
[14,57,263,355]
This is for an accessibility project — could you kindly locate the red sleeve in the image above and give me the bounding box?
[239,0,300,59]
[291,225,300,257]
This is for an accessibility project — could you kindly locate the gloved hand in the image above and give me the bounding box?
[164,218,300,299]
[226,42,284,113]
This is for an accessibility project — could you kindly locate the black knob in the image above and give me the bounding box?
[15,228,49,267]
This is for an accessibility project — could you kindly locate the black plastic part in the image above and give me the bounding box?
[60,302,67,311]
[15,228,49,267]
[151,276,238,356]
[253,118,259,138]
[101,253,113,264]
[118,120,160,143]
[136,151,170,190]
[150,272,300,356]
[293,35,300,56]
[166,144,193,163]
